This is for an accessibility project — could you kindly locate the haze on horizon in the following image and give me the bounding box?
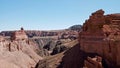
[0,0,120,31]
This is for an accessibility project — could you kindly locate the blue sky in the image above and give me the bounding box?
[0,0,120,31]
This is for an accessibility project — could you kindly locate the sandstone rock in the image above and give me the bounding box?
[0,36,5,42]
[79,9,120,67]
[84,56,103,68]
[11,27,28,40]
[0,36,42,68]
[0,51,36,68]
[0,59,20,68]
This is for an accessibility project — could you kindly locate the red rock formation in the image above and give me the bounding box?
[84,56,103,68]
[0,37,42,68]
[11,27,28,40]
[79,9,120,67]
[0,36,4,42]
[0,29,43,68]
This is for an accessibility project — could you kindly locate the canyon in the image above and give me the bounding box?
[36,10,120,68]
[0,10,120,68]
[0,25,81,68]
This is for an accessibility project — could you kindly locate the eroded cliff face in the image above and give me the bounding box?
[79,9,120,67]
[0,25,81,39]
[36,40,80,68]
[0,29,43,68]
[35,10,120,68]
[0,27,81,68]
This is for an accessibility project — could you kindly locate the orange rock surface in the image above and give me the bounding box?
[79,9,120,67]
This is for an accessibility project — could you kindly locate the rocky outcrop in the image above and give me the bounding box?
[0,40,42,68]
[11,27,28,40]
[0,29,43,68]
[84,56,103,68]
[79,9,120,67]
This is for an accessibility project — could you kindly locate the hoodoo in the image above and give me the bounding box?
[11,27,28,40]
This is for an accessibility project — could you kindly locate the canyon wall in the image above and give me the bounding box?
[0,25,81,39]
[79,9,120,67]
[0,28,43,68]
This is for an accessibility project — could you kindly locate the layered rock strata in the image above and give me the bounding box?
[0,28,42,68]
[79,9,120,67]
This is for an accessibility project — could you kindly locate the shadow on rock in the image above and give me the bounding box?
[57,43,87,68]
